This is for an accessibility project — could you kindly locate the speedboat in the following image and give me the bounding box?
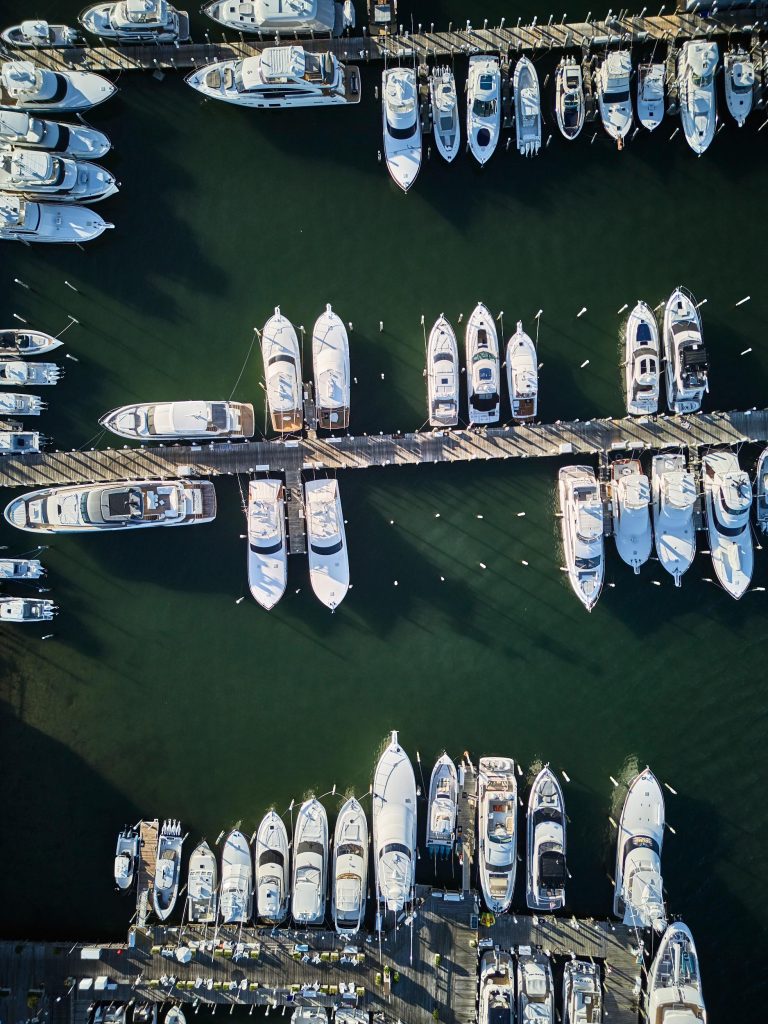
[678,41,718,155]
[165,1009,185,1024]
[291,797,328,925]
[554,57,584,141]
[651,453,697,586]
[332,796,368,935]
[724,49,754,127]
[0,111,111,159]
[610,460,652,574]
[312,304,350,430]
[0,150,117,203]
[0,196,113,243]
[304,477,349,610]
[255,810,290,925]
[429,66,460,162]
[0,393,45,415]
[477,756,517,914]
[637,63,665,131]
[261,307,302,433]
[0,557,44,579]
[0,360,60,385]
[646,921,706,1024]
[563,961,602,1024]
[425,752,458,856]
[506,320,537,422]
[756,447,768,534]
[0,430,41,455]
[513,57,541,157]
[625,301,659,415]
[0,329,61,357]
[558,465,604,612]
[4,479,217,533]
[247,478,287,611]
[100,400,254,440]
[703,449,753,599]
[0,61,116,113]
[113,826,140,892]
[479,949,513,1024]
[372,730,417,916]
[0,596,55,621]
[186,48,359,109]
[526,766,566,912]
[381,67,421,193]
[466,56,501,165]
[202,0,354,36]
[517,954,554,1024]
[597,51,633,146]
[427,315,459,428]
[152,820,184,922]
[465,302,500,425]
[220,829,253,925]
[663,287,708,414]
[1,21,80,48]
[80,2,190,43]
[613,767,666,934]
[187,840,217,923]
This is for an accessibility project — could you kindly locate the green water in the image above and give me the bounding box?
[0,1,767,1014]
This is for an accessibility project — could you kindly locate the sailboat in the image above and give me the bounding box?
[425,752,458,856]
[613,768,667,933]
[372,731,417,916]
[331,796,368,935]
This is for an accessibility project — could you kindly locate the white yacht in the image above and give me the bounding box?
[0,196,112,243]
[305,477,349,610]
[513,57,541,157]
[427,315,459,428]
[506,320,537,423]
[429,66,460,162]
[756,447,768,534]
[332,796,368,935]
[80,2,190,43]
[702,449,753,599]
[610,460,652,574]
[291,798,328,926]
[152,820,184,922]
[255,810,290,925]
[724,49,754,127]
[0,393,45,416]
[562,961,602,1024]
[113,826,140,892]
[466,56,501,165]
[637,63,665,131]
[478,949,513,1024]
[312,304,349,430]
[558,465,604,612]
[0,150,116,203]
[4,479,217,533]
[165,1009,185,1024]
[261,307,302,433]
[202,0,354,36]
[372,730,417,916]
[651,453,697,586]
[597,51,633,146]
[613,768,667,933]
[0,111,111,159]
[526,766,566,912]
[466,302,500,425]
[425,752,458,855]
[663,287,708,414]
[220,829,253,925]
[100,400,254,440]
[247,478,287,611]
[477,756,517,914]
[0,61,116,114]
[678,41,718,155]
[0,360,61,385]
[646,921,706,1024]
[625,300,659,415]
[517,953,554,1024]
[2,21,80,48]
[0,596,55,621]
[0,557,44,579]
[555,57,584,141]
[381,67,421,193]
[0,430,40,455]
[187,840,217,923]
[0,329,61,357]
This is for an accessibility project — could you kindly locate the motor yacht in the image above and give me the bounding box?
[1,21,80,48]
[478,949,513,1024]
[703,449,753,599]
[202,0,354,36]
[220,829,253,925]
[0,557,44,579]
[0,430,41,455]
[466,56,501,165]
[651,453,697,586]
[637,63,665,131]
[291,797,328,926]
[0,359,60,385]
[80,2,190,43]
[261,307,302,432]
[625,301,659,415]
[597,51,633,146]
[563,961,602,1024]
[255,810,290,924]
[558,465,604,612]
[514,57,541,157]
[312,304,349,430]
[678,41,718,155]
[526,766,566,912]
[187,840,217,923]
[517,953,554,1024]
[372,730,417,916]
[4,479,217,533]
[0,329,62,357]
[755,447,768,534]
[427,315,459,427]
[247,478,287,611]
[610,460,652,574]
[555,57,584,141]
[332,796,368,935]
[724,49,754,127]
[466,302,500,425]
[506,320,537,423]
[153,820,184,922]
[0,196,113,243]
[663,287,708,414]
[113,826,140,892]
[381,67,421,193]
[305,477,349,610]
[0,596,55,621]
[0,61,116,113]
[477,756,517,914]
[613,768,666,933]
[100,400,254,441]
[0,150,116,203]
[425,752,458,856]
[429,66,460,162]
[0,111,111,159]
[0,393,45,415]
[646,921,706,1024]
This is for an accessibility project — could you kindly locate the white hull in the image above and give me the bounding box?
[2,22,80,48]
[597,51,633,143]
[479,951,514,1024]
[427,315,459,427]
[187,840,217,923]
[526,766,566,911]
[0,197,112,243]
[332,796,368,935]
[613,768,666,933]
[651,454,696,586]
[153,820,184,922]
[291,798,328,925]
[0,558,44,580]
[425,752,458,853]
[725,51,754,127]
[0,113,111,159]
[555,58,584,141]
[261,307,302,433]
[255,810,290,924]
[678,42,718,155]
[382,67,421,193]
[0,360,60,386]
[563,961,602,1024]
[220,829,253,924]
[611,460,652,574]
[202,0,348,36]
[0,329,62,357]
[372,731,417,915]
[517,956,554,1024]
[505,322,537,423]
[0,393,45,415]
[646,921,706,1023]
[114,827,139,892]
[703,449,753,599]
[624,301,659,416]
[513,57,541,157]
[467,56,501,165]
[558,465,604,611]
[466,303,500,425]
[247,478,287,611]
[79,3,188,43]
[429,67,460,162]
[756,447,768,533]
[477,756,517,914]
[637,63,665,131]
[100,400,254,440]
[0,63,116,113]
[0,152,117,203]
[305,477,349,610]
[312,304,350,430]
[663,287,707,414]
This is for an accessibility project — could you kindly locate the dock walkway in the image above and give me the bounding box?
[135,820,158,931]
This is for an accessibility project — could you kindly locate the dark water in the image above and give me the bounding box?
[0,0,766,1014]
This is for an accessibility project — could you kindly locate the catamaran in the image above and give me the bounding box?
[153,820,184,922]
[477,756,517,914]
[526,766,566,911]
[0,329,62,357]
[187,840,217,923]
[513,57,541,157]
[79,2,190,43]
[558,465,604,611]
[624,301,659,415]
[312,304,350,429]
[466,302,500,425]
[0,110,111,159]
[466,56,501,165]
[637,63,665,131]
[678,41,719,155]
[645,921,706,1024]
[663,287,708,414]
[597,51,633,146]
[247,478,287,611]
[555,57,585,140]
[651,453,697,586]
[381,67,421,193]
[517,953,554,1024]
[702,449,753,599]
[427,315,459,428]
[724,49,754,127]
[255,810,290,925]
[114,826,140,892]
[305,477,349,610]
[563,961,602,1024]
[372,731,417,917]
[506,321,538,422]
[331,796,368,935]
[478,949,514,1024]
[291,798,328,926]
[425,752,458,856]
[0,61,116,114]
[261,307,302,433]
[429,67,460,162]
[100,401,254,440]
[614,768,667,934]
[220,829,253,925]
[610,460,652,574]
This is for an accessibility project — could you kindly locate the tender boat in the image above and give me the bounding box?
[563,960,602,1024]
[479,949,514,1024]
[312,304,350,430]
[426,315,459,428]
[100,400,254,440]
[613,768,666,934]
[678,41,718,155]
[558,465,604,612]
[703,449,753,599]
[517,953,554,1024]
[724,49,754,127]
[0,329,61,357]
[291,797,328,926]
[0,596,55,621]
[0,393,45,415]
[466,56,501,165]
[597,51,633,146]
[381,67,421,193]
[80,2,189,43]
[477,756,517,914]
[0,111,110,160]
[255,810,290,924]
[637,63,665,131]
[651,453,697,586]
[4,479,217,533]
[513,57,541,157]
[0,61,116,113]
[610,460,652,574]
[465,302,500,426]
[1,21,80,48]
[261,307,302,433]
[113,826,140,891]
[372,730,417,916]
[304,477,349,610]
[332,796,368,935]
[187,840,217,923]
[0,557,44,579]
[756,447,768,534]
[646,921,706,1024]
[506,321,538,423]
[425,752,458,856]
[624,301,659,415]
[220,829,253,925]
[554,57,585,141]
[247,478,287,611]
[0,360,61,385]
[663,287,708,414]
[0,430,41,455]
[526,766,566,912]
[202,0,354,36]
[429,66,460,162]
[152,820,184,922]
[0,196,113,243]
[0,150,116,203]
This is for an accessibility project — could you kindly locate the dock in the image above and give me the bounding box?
[135,819,158,931]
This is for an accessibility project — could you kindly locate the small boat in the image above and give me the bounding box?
[0,430,41,455]
[0,150,117,203]
[425,752,458,856]
[479,950,514,1024]
[255,810,290,925]
[291,797,328,926]
[613,768,666,933]
[372,731,417,916]
[79,2,190,43]
[312,304,350,430]
[637,63,665,131]
[651,453,697,586]
[113,826,140,891]
[513,57,541,157]
[465,302,500,426]
[610,459,652,574]
[220,829,253,925]
[597,51,633,146]
[427,315,459,428]
[187,840,217,923]
[381,67,421,193]
[554,57,584,141]
[0,595,55,621]
[429,66,460,162]
[164,1008,186,1024]
[678,41,719,155]
[0,329,62,357]
[624,301,659,415]
[0,360,61,385]
[0,196,113,243]
[558,465,604,612]
[526,766,566,912]
[202,0,354,36]
[152,820,184,922]
[331,796,368,935]
[261,307,302,433]
[703,449,753,599]
[466,56,501,165]
[562,960,602,1024]
[0,111,111,159]
[1,21,80,48]
[663,287,708,414]
[724,49,754,127]
[517,953,554,1024]
[506,321,538,423]
[247,478,287,611]
[0,392,45,416]
[0,557,44,579]
[0,61,116,113]
[100,400,254,441]
[756,447,768,534]
[646,922,706,1024]
[132,1005,157,1024]
[477,756,517,914]
[304,477,349,610]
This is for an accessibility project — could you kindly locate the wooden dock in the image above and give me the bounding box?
[135,819,159,931]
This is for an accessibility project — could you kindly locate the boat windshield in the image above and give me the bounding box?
[251,539,282,555]
[604,90,629,103]
[336,842,364,858]
[380,842,411,858]
[310,538,343,555]
[693,72,713,87]
[575,555,600,570]
[259,849,284,867]
[387,120,417,140]
[473,97,497,117]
